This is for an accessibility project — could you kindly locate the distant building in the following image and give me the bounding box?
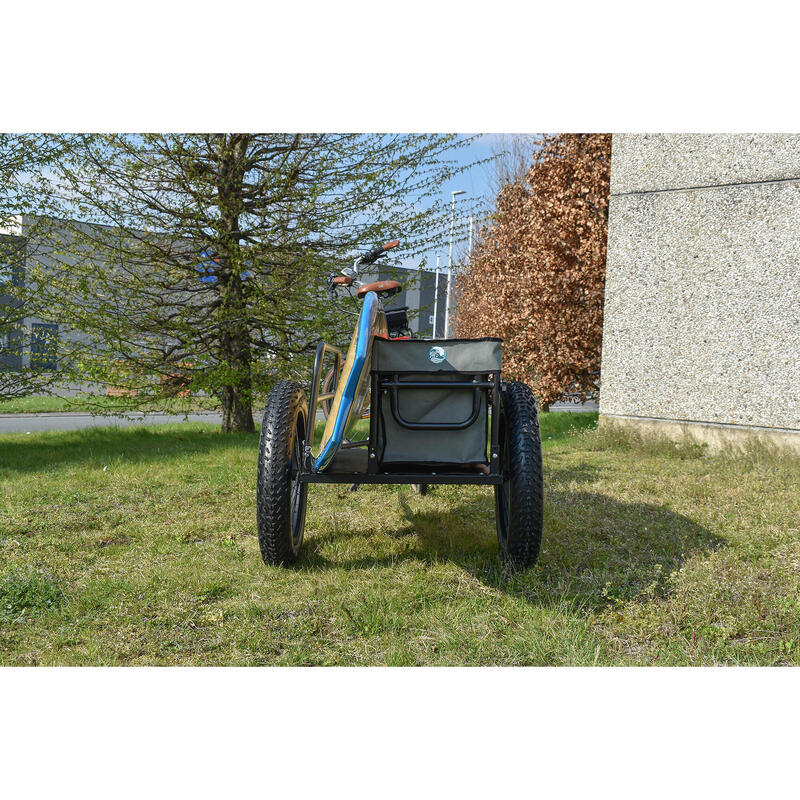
[361,262,449,338]
[600,134,800,452]
[1,218,63,372]
[0,233,26,370]
[1,215,457,385]
[0,215,96,374]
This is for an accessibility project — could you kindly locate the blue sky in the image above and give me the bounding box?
[446,134,497,202]
[389,134,502,274]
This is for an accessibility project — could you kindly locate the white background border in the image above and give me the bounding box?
[3,1,798,795]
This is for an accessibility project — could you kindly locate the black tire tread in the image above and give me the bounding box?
[498,381,544,568]
[257,380,307,565]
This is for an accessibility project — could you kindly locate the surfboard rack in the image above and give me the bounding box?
[304,340,343,469]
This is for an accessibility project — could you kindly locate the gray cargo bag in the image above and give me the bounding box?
[371,338,502,468]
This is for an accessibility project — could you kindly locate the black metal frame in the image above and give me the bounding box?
[299,339,503,487]
[303,472,503,486]
[381,375,493,431]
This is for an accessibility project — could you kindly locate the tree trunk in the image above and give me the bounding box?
[217,269,254,434]
[215,134,255,434]
[220,380,254,433]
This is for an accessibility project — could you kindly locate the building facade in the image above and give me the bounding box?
[0,215,93,375]
[363,262,448,338]
[1,215,453,387]
[1,218,63,373]
[599,134,800,452]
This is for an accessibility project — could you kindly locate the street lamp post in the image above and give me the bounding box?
[432,253,440,338]
[444,189,465,338]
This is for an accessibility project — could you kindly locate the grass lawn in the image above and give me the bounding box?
[1,412,798,665]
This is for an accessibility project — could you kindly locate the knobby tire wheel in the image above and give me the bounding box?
[257,381,309,565]
[495,381,544,569]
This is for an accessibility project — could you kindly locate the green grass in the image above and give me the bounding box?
[1,411,798,665]
[0,394,220,415]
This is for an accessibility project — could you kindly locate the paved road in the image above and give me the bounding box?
[0,411,238,435]
[0,399,597,436]
[549,400,598,413]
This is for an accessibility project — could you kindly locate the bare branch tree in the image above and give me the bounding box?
[485,133,542,198]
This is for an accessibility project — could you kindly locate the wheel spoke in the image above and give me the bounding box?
[291,478,300,512]
[291,435,300,478]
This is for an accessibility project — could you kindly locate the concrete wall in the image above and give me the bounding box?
[600,134,800,451]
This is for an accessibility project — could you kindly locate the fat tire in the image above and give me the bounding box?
[495,381,544,569]
[257,380,309,565]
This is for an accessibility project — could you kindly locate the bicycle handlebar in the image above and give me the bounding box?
[357,239,399,266]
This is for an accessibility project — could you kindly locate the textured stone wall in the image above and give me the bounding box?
[600,134,800,438]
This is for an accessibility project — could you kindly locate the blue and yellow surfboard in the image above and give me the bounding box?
[313,291,387,472]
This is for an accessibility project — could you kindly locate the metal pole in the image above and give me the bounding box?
[432,253,440,338]
[444,190,465,339]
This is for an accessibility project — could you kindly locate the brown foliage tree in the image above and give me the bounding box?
[455,133,611,408]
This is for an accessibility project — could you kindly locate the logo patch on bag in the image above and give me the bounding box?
[428,346,446,364]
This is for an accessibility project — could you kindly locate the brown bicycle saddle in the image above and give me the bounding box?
[357,279,402,299]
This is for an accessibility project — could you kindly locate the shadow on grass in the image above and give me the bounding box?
[299,486,722,612]
[0,424,258,475]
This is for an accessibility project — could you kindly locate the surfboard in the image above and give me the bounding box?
[313,291,387,472]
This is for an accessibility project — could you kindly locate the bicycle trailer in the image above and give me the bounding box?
[256,240,543,569]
